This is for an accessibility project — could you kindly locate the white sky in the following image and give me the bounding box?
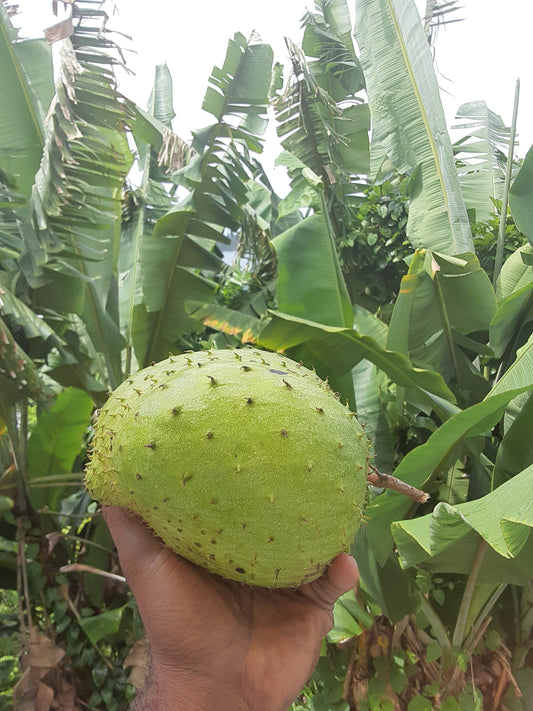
[13,0,533,185]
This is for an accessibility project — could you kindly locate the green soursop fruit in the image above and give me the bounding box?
[85,348,369,588]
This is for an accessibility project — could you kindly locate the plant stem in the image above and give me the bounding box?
[16,532,28,645]
[18,533,33,629]
[60,563,126,583]
[419,595,451,650]
[61,533,115,554]
[464,583,507,653]
[452,539,488,647]
[493,78,520,288]
[26,472,84,484]
[38,508,101,519]
[39,589,57,643]
[61,586,114,670]
[434,270,461,383]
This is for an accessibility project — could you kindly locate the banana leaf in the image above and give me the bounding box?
[453,101,511,223]
[302,0,364,102]
[119,66,198,373]
[27,387,93,510]
[28,8,134,389]
[272,212,353,329]
[387,250,496,398]
[276,40,369,184]
[0,5,54,200]
[351,305,395,472]
[489,332,533,396]
[509,144,533,245]
[257,311,455,415]
[493,393,533,488]
[136,34,274,366]
[364,384,533,566]
[275,2,369,233]
[353,525,420,623]
[392,463,533,585]
[0,274,65,345]
[490,244,533,357]
[202,33,273,148]
[355,0,473,255]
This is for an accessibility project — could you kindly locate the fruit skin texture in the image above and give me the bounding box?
[85,348,369,588]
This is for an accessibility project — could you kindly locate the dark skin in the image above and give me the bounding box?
[104,506,359,711]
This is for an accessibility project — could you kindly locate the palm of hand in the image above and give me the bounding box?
[104,506,357,711]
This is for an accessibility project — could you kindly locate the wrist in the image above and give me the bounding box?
[132,663,292,711]
[132,666,251,711]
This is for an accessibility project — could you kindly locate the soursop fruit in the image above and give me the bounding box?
[85,348,369,588]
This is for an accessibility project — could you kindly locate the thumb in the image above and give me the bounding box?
[300,553,359,609]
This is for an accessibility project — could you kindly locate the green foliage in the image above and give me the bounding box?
[0,590,20,708]
[472,204,528,279]
[1,0,532,708]
[337,179,410,313]
[298,646,351,711]
[509,144,533,245]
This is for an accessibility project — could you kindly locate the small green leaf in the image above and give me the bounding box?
[100,688,113,706]
[92,664,108,688]
[0,495,13,516]
[327,605,362,643]
[390,664,407,694]
[79,607,124,644]
[55,616,71,634]
[87,691,101,709]
[432,588,445,606]
[408,697,433,711]
[440,695,461,711]
[426,641,442,663]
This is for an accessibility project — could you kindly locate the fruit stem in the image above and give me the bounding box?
[367,464,429,503]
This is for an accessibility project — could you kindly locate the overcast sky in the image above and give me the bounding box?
[14,0,533,184]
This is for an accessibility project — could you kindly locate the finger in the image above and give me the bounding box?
[103,505,166,580]
[300,553,359,609]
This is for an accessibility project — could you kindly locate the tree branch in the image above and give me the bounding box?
[367,464,430,503]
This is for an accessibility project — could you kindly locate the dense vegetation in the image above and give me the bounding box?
[0,1,532,709]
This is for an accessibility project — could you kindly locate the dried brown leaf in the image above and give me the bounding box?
[44,17,74,45]
[124,638,149,691]
[35,681,54,711]
[28,627,65,669]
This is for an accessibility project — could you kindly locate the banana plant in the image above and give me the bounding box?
[0,1,133,398]
[119,64,194,374]
[238,1,532,705]
[453,101,513,224]
[274,0,369,233]
[0,3,53,204]
[355,0,473,255]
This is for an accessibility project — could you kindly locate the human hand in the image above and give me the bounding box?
[103,506,358,711]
